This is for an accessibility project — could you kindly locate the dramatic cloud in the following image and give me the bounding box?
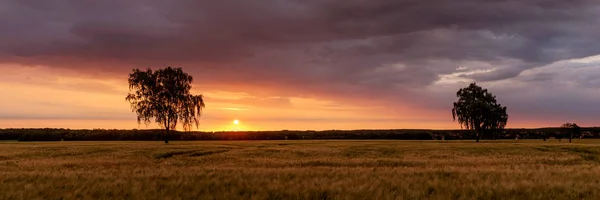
[1,0,600,129]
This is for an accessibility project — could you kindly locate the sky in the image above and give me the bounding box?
[1,0,600,131]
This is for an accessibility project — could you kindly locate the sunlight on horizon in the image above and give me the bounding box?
[1,64,598,130]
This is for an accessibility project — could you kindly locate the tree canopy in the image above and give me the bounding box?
[561,122,580,143]
[126,67,205,143]
[452,82,508,142]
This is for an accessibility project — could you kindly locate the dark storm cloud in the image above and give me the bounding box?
[2,0,600,124]
[3,1,599,69]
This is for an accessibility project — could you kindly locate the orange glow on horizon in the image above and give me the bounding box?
[0,64,596,131]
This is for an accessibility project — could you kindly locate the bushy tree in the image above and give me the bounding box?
[126,67,205,143]
[561,123,580,143]
[452,82,508,142]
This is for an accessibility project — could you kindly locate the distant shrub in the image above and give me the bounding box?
[18,129,64,141]
[1,127,599,141]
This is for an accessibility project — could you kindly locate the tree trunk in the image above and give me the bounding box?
[569,133,572,143]
[474,124,481,143]
[165,128,170,144]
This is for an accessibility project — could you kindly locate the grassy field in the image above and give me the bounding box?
[1,140,600,199]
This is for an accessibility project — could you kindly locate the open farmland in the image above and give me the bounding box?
[1,140,600,199]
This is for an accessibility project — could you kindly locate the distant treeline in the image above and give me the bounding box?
[2,128,600,141]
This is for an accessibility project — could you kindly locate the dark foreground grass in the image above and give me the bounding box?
[2,140,600,199]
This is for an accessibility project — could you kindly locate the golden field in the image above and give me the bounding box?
[1,140,600,199]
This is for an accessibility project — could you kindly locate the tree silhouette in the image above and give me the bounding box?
[126,67,205,143]
[452,82,508,142]
[561,123,580,143]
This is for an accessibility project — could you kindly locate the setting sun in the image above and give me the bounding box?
[233,119,240,125]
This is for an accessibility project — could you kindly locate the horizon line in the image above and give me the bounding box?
[1,127,598,132]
